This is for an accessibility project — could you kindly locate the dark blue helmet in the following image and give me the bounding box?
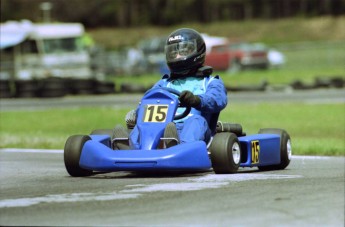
[165,28,206,77]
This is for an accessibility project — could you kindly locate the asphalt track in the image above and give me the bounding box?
[0,89,344,226]
[0,149,344,226]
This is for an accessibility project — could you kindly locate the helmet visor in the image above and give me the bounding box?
[165,39,197,63]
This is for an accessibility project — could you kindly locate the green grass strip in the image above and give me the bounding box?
[0,103,344,156]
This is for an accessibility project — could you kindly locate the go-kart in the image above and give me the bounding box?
[64,87,292,177]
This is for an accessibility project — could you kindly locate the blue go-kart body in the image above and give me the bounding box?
[64,88,291,177]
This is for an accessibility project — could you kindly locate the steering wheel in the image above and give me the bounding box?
[151,87,191,120]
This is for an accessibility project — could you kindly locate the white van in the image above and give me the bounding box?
[1,20,92,79]
[0,20,112,97]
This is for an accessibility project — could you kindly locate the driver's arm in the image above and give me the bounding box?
[198,77,227,113]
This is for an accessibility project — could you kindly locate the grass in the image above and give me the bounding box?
[0,103,344,156]
[0,108,129,149]
[89,16,345,49]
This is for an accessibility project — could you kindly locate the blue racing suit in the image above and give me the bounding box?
[129,74,228,148]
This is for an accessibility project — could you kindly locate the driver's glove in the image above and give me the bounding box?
[179,90,201,108]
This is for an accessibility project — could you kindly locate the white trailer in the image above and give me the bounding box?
[0,20,113,98]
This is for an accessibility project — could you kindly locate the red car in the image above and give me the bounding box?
[205,42,269,72]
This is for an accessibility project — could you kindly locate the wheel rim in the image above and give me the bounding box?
[232,142,241,164]
[287,139,292,160]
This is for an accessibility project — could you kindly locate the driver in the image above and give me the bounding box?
[129,28,228,148]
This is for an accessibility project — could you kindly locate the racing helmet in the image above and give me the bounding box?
[165,28,206,77]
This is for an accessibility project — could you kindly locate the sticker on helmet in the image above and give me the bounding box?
[168,35,183,42]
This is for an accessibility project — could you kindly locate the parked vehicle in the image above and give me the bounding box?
[205,38,269,72]
[0,20,114,98]
[201,33,228,54]
[250,43,286,68]
[137,36,167,73]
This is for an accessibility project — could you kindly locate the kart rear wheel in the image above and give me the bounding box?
[64,135,93,177]
[210,132,241,174]
[257,128,291,171]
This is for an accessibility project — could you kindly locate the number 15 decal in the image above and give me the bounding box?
[251,140,260,164]
[143,105,168,122]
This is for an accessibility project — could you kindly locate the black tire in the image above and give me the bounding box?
[69,79,95,95]
[0,80,12,98]
[15,80,38,98]
[38,78,67,98]
[64,135,93,177]
[94,81,115,94]
[257,128,291,171]
[330,77,344,88]
[209,132,241,174]
[120,83,146,93]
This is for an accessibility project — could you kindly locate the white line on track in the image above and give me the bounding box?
[0,148,63,153]
[0,173,303,208]
[121,173,303,194]
[292,155,332,160]
[0,193,139,208]
[0,148,335,208]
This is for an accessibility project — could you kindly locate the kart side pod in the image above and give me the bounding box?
[78,135,212,172]
[238,134,281,167]
[209,129,290,174]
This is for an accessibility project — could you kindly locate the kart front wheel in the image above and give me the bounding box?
[209,132,241,174]
[258,128,292,171]
[64,135,93,177]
